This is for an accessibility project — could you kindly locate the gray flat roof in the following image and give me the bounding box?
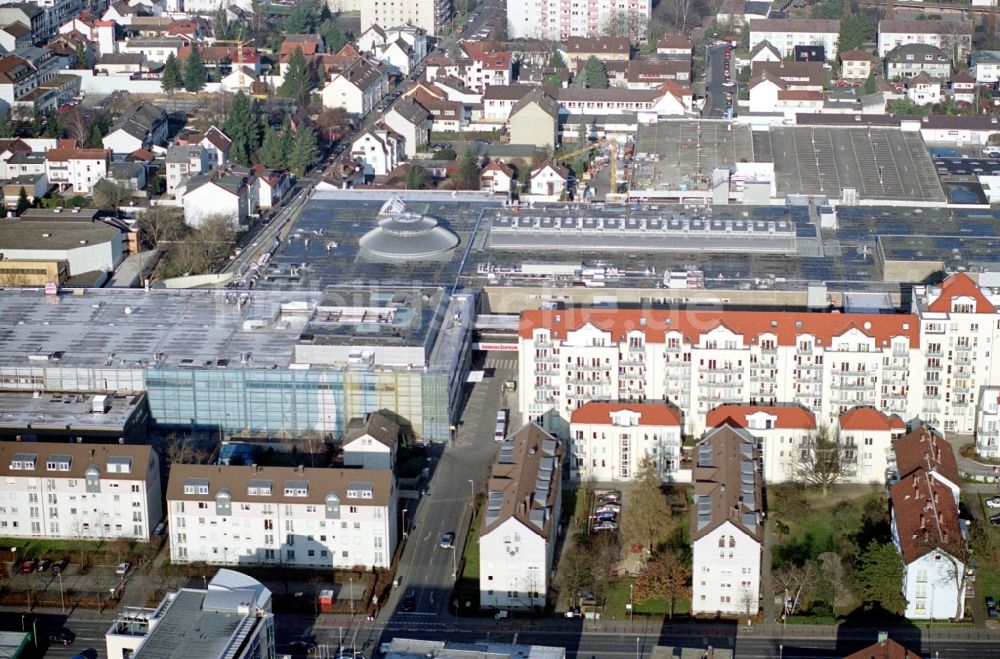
[133,590,246,659]
[634,121,757,192]
[0,391,146,432]
[0,218,119,251]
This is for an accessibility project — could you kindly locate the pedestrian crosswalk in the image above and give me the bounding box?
[484,355,518,370]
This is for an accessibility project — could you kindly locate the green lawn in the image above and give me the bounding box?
[604,577,690,618]
[0,537,141,560]
[974,493,1000,602]
[453,501,486,613]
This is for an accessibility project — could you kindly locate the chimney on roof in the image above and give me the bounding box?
[297,464,304,473]
[878,631,888,646]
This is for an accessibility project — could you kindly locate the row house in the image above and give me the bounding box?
[878,20,973,60]
[167,464,397,569]
[890,426,965,620]
[691,425,762,616]
[44,139,111,194]
[519,273,999,439]
[748,19,841,61]
[321,55,388,116]
[0,441,162,540]
[568,402,682,482]
[478,423,562,611]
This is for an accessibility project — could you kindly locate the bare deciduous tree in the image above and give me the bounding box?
[794,425,853,495]
[621,455,671,553]
[773,559,816,616]
[137,206,186,249]
[633,550,691,619]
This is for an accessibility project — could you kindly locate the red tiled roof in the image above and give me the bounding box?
[843,637,922,659]
[778,90,823,101]
[839,49,872,61]
[926,272,995,313]
[706,405,816,430]
[894,426,960,489]
[890,467,963,564]
[571,402,681,426]
[519,308,920,348]
[839,407,906,431]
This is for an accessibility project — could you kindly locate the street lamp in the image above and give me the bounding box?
[468,479,475,499]
[349,577,354,616]
[58,570,65,613]
[629,583,634,623]
[402,508,408,539]
[451,545,457,578]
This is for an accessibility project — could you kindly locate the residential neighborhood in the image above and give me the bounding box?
[4,0,1000,658]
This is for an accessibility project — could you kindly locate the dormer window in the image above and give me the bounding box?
[11,454,36,471]
[46,455,72,471]
[248,479,272,496]
[183,478,210,495]
[284,480,309,497]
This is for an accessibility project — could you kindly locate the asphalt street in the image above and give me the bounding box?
[703,44,732,119]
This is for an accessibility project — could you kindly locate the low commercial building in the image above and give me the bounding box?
[568,402,682,482]
[691,425,762,616]
[167,464,397,568]
[479,423,562,611]
[0,211,124,285]
[0,442,162,540]
[105,569,275,659]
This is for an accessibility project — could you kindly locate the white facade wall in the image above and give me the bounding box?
[507,0,651,42]
[0,235,124,276]
[479,517,549,610]
[749,29,840,60]
[837,425,903,483]
[362,0,442,37]
[0,450,162,540]
[568,414,682,482]
[977,387,1000,458]
[342,438,392,470]
[719,411,813,484]
[169,491,396,568]
[183,182,249,230]
[891,515,965,620]
[691,521,761,615]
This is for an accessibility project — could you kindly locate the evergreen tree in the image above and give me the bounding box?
[404,165,426,190]
[183,46,208,92]
[31,106,43,136]
[85,123,103,148]
[319,19,347,53]
[0,112,13,139]
[278,116,294,164]
[285,3,318,33]
[75,42,87,69]
[161,52,183,92]
[457,149,480,189]
[278,47,313,106]
[223,91,261,166]
[584,56,608,89]
[286,126,319,175]
[15,187,29,215]
[258,123,284,168]
[548,50,567,69]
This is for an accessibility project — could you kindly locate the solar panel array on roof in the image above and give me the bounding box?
[498,442,515,464]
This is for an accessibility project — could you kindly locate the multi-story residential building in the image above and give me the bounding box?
[167,464,397,568]
[0,442,162,540]
[839,49,873,81]
[884,44,951,80]
[691,425,762,616]
[479,423,562,611]
[971,50,1000,85]
[890,429,966,620]
[568,402,682,482]
[0,47,58,115]
[351,128,403,178]
[105,569,275,659]
[912,273,1000,434]
[43,140,110,194]
[342,410,399,470]
[362,0,450,37]
[507,0,651,42]
[878,20,973,60]
[321,56,388,115]
[0,5,48,44]
[837,407,905,483]
[705,404,815,484]
[383,97,432,158]
[561,36,631,69]
[748,19,841,61]
[181,167,254,230]
[102,102,168,156]
[165,144,211,195]
[894,425,961,503]
[519,272,998,439]
[976,387,1000,458]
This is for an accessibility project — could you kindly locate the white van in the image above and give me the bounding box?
[494,409,509,441]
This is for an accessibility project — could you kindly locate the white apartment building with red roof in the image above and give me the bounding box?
[568,402,682,482]
[706,404,816,484]
[519,273,1000,442]
[837,407,906,483]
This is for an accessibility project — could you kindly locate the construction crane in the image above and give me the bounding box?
[212,39,253,91]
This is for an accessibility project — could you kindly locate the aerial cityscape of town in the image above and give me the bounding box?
[7,0,1000,657]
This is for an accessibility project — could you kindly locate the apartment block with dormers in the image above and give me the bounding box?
[167,464,396,569]
[519,273,1000,441]
[0,442,162,540]
[568,402,682,482]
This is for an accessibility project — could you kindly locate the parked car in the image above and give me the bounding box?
[988,596,998,618]
[400,591,416,612]
[593,521,618,532]
[20,560,35,574]
[49,630,74,645]
[599,491,621,503]
[564,606,582,618]
[990,513,1000,526]
[51,559,68,574]
[594,512,618,522]
[595,504,620,514]
[115,562,130,575]
[35,559,51,572]
[153,521,167,536]
[987,497,1000,508]
[439,532,455,549]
